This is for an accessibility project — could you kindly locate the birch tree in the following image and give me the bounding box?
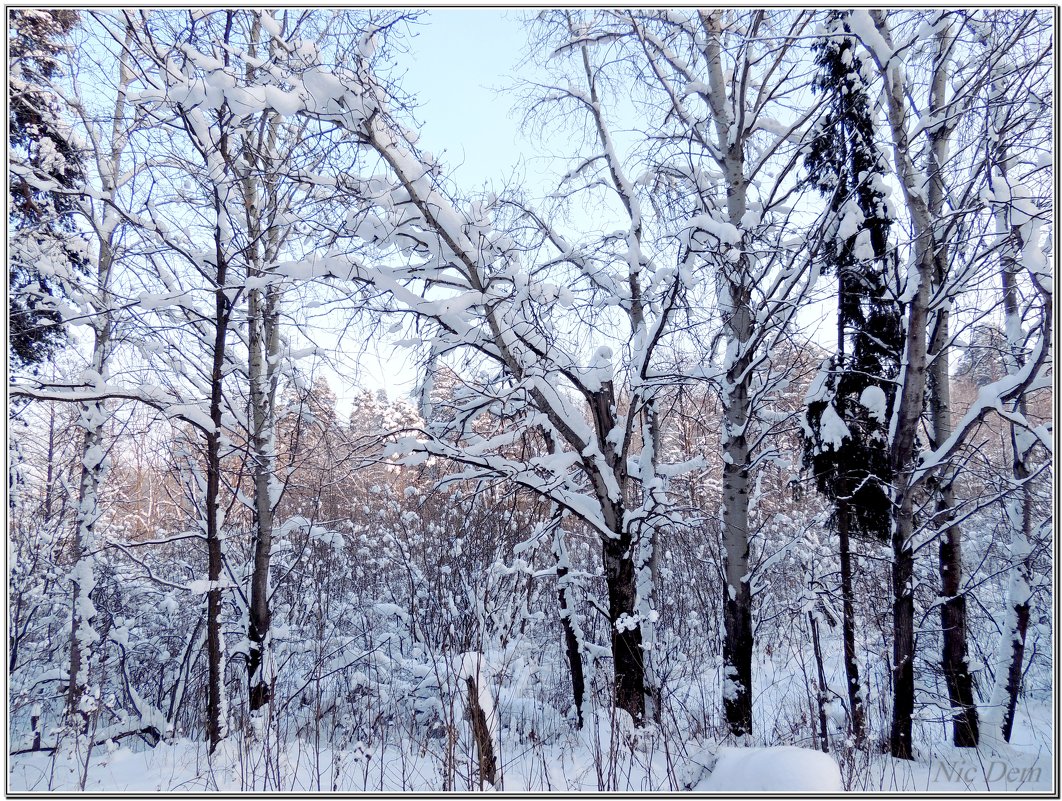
[612,8,825,738]
[16,18,140,753]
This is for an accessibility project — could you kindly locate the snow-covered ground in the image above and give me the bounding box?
[10,702,1051,793]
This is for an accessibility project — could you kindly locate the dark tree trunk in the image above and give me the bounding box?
[556,559,585,729]
[602,533,645,726]
[1000,598,1031,743]
[836,502,866,746]
[721,542,753,738]
[890,504,915,760]
[810,611,830,753]
[204,367,226,752]
[720,356,754,739]
[938,504,979,747]
[465,675,497,787]
[204,187,231,753]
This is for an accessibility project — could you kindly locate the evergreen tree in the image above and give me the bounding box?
[801,11,905,746]
[8,9,84,369]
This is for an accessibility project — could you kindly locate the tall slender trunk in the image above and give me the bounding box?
[885,240,932,760]
[809,611,830,753]
[871,9,939,760]
[701,9,756,737]
[204,144,233,749]
[65,19,132,719]
[984,150,1040,743]
[720,364,753,738]
[890,496,916,760]
[836,501,865,745]
[246,289,275,712]
[241,14,283,715]
[929,318,978,746]
[204,255,230,753]
[922,18,977,747]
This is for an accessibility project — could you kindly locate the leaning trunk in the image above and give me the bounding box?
[554,528,585,728]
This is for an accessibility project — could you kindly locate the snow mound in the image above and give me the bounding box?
[698,746,843,791]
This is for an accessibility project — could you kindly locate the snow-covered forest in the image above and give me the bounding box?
[7,8,1053,793]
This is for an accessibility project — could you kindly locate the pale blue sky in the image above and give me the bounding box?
[397,9,531,190]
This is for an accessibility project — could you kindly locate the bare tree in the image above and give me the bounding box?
[860,8,1051,758]
[615,8,824,738]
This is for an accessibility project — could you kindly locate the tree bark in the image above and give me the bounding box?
[871,9,939,760]
[889,499,916,760]
[465,675,498,788]
[241,14,283,716]
[836,501,866,746]
[554,529,585,729]
[809,611,830,753]
[992,275,1035,745]
[602,527,645,726]
[923,17,978,748]
[701,9,756,737]
[203,112,234,747]
[984,150,1041,743]
[930,349,979,747]
[204,263,230,753]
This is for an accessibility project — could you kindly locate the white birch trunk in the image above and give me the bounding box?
[66,26,133,738]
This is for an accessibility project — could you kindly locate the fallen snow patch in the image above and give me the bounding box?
[697,746,842,792]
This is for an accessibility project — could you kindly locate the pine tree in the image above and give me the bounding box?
[801,12,904,747]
